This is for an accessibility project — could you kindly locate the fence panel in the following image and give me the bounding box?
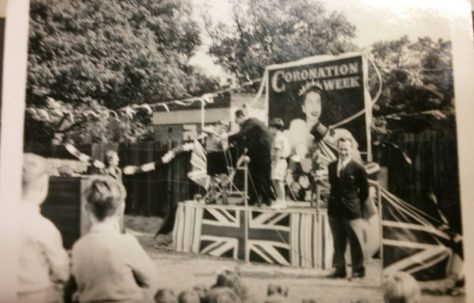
[374,131,461,233]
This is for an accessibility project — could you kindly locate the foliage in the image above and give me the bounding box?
[370,36,455,136]
[24,98,155,144]
[26,0,219,144]
[203,0,357,86]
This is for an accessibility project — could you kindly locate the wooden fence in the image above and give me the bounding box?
[26,130,462,233]
[373,131,461,233]
[25,141,202,218]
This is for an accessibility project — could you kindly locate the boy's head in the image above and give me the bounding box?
[214,270,243,297]
[22,153,50,204]
[155,288,178,303]
[267,283,288,297]
[84,176,126,222]
[193,284,208,301]
[383,272,421,303]
[178,290,200,303]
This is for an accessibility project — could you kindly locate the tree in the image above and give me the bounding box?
[26,0,218,144]
[370,36,455,135]
[203,0,357,85]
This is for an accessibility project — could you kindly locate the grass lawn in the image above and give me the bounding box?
[125,215,464,303]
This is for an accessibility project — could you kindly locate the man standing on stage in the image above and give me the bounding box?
[327,136,369,279]
[229,109,274,206]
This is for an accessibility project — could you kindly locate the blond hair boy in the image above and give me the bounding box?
[17,153,70,303]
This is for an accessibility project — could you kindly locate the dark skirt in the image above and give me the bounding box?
[207,151,228,175]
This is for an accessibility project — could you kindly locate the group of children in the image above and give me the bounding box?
[152,270,421,303]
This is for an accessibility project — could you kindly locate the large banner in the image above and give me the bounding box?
[267,53,371,160]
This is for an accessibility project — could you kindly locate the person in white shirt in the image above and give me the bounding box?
[269,118,291,209]
[71,175,156,302]
[17,153,70,303]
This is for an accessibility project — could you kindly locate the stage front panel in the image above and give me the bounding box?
[173,202,333,269]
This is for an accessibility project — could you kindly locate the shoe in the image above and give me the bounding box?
[155,234,172,246]
[351,269,365,279]
[327,270,346,279]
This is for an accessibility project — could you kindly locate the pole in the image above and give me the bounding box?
[378,182,384,284]
[200,99,205,130]
[244,164,249,263]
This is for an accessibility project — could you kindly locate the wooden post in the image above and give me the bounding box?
[315,182,320,222]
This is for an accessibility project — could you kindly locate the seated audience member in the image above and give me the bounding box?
[267,283,288,297]
[155,288,178,303]
[206,287,241,303]
[212,270,254,303]
[178,290,200,303]
[71,176,156,302]
[193,284,208,302]
[383,272,421,303]
[265,283,288,303]
[17,154,70,303]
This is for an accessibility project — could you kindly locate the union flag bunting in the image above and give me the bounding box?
[381,187,463,280]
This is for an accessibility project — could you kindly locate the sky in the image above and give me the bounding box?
[188,0,469,79]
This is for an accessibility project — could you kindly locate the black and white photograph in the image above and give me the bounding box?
[1,0,474,302]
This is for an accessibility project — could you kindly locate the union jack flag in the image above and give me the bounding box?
[199,208,291,265]
[381,187,463,280]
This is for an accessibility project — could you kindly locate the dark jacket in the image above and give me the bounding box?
[328,159,369,219]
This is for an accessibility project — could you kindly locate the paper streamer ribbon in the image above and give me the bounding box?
[122,142,194,175]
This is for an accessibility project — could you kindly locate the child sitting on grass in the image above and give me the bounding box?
[212,269,254,303]
[17,153,70,303]
[71,176,156,302]
[265,283,288,303]
[383,272,421,303]
[178,290,200,303]
[155,288,178,303]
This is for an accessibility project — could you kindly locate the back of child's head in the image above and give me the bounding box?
[84,176,126,221]
[178,290,200,303]
[155,288,178,303]
[22,153,50,203]
[214,270,244,299]
[206,287,241,303]
[383,272,421,303]
[267,283,288,297]
[193,284,208,302]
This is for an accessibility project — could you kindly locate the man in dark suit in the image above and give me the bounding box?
[228,109,274,206]
[327,136,369,279]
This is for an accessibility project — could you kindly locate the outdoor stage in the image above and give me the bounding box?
[172,201,334,269]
